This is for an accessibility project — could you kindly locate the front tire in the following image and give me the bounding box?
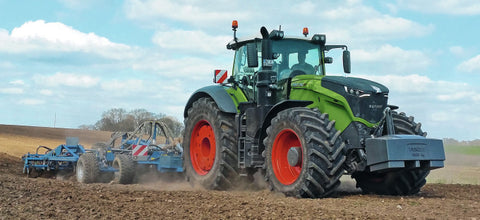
[264,108,346,198]
[183,97,238,190]
[353,111,430,195]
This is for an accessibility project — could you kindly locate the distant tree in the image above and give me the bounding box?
[92,108,183,135]
[159,116,184,137]
[95,108,130,131]
[130,109,165,127]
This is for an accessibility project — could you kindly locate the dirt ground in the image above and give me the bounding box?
[1,125,480,219]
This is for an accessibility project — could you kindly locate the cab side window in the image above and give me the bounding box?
[233,45,258,101]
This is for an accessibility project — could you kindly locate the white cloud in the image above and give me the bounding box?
[33,72,100,88]
[132,55,221,80]
[58,0,97,10]
[40,89,53,96]
[457,54,480,73]
[353,44,431,74]
[396,0,480,15]
[101,79,144,92]
[353,16,433,40]
[429,111,450,122]
[0,20,136,60]
[292,1,317,15]
[436,91,477,101]
[152,30,230,55]
[9,80,25,86]
[357,74,433,93]
[18,99,45,105]
[0,88,24,94]
[124,0,247,29]
[356,74,478,103]
[449,46,466,57]
[124,0,432,44]
[0,61,14,69]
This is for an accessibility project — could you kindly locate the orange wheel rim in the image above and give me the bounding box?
[190,120,216,175]
[272,129,302,185]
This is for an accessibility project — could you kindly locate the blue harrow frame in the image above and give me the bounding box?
[22,137,86,176]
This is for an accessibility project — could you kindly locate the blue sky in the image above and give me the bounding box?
[0,0,479,140]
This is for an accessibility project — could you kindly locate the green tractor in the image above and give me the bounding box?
[183,21,445,198]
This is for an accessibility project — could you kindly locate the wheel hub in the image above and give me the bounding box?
[287,147,302,166]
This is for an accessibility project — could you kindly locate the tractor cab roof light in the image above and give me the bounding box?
[232,20,238,30]
[232,20,238,43]
[303,27,309,37]
[269,30,284,40]
[311,34,326,46]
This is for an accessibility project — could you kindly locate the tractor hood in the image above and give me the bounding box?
[321,76,389,124]
[321,76,389,95]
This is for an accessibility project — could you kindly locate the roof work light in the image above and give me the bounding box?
[303,27,309,37]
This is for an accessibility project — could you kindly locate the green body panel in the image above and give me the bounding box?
[225,86,248,112]
[221,74,377,132]
[288,75,376,132]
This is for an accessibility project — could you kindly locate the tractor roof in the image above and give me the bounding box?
[226,36,315,50]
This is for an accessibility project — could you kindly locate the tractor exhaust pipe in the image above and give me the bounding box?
[256,27,276,118]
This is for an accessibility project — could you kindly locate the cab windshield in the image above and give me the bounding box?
[271,39,322,80]
[233,39,322,83]
[233,39,323,101]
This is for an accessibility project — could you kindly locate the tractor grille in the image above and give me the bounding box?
[321,76,388,124]
[345,93,387,123]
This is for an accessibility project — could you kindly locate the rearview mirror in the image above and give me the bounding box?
[247,43,258,67]
[343,50,351,74]
[325,57,333,64]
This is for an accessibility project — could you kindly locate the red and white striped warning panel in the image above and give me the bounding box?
[214,69,228,84]
[132,145,149,156]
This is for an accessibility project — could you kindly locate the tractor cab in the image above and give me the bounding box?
[225,21,350,104]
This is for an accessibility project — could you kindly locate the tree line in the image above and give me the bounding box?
[79,108,184,137]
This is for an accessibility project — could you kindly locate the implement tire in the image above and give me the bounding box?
[264,108,346,198]
[76,153,100,183]
[112,154,135,184]
[183,97,238,190]
[353,111,430,195]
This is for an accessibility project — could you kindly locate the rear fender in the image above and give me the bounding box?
[184,85,237,117]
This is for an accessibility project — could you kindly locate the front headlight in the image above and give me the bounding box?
[344,86,368,97]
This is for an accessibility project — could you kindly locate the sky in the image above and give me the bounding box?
[0,0,479,141]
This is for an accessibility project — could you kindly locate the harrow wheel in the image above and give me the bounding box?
[76,153,100,183]
[183,97,238,190]
[112,154,135,184]
[264,108,346,198]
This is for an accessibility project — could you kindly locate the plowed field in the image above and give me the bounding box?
[1,124,479,219]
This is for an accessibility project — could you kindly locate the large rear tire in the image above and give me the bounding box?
[183,97,238,190]
[352,111,430,195]
[112,154,135,184]
[264,108,346,198]
[76,153,100,183]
